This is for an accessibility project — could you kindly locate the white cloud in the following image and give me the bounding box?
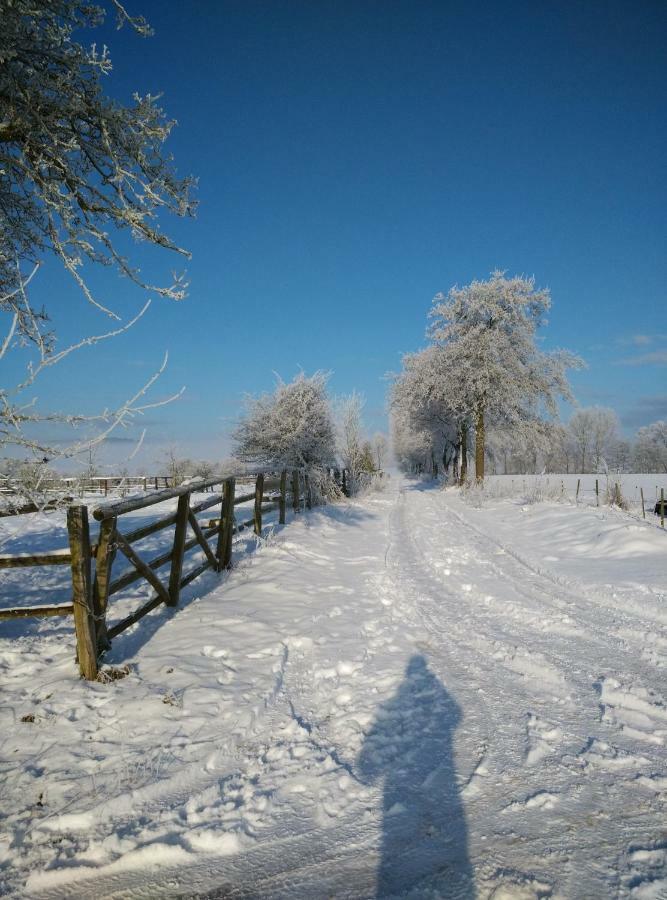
[616,333,665,349]
[617,350,667,366]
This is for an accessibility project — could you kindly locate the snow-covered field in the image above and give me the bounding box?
[1,477,666,898]
[474,473,667,519]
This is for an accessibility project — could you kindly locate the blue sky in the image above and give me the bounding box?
[9,0,667,467]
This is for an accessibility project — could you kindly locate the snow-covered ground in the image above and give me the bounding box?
[1,477,666,898]
[475,473,667,521]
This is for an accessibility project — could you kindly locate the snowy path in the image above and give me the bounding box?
[1,478,666,898]
[384,484,667,898]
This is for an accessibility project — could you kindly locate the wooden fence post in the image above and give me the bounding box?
[217,477,235,570]
[67,504,97,680]
[292,470,300,513]
[92,517,116,652]
[168,492,191,606]
[595,479,599,506]
[305,470,312,509]
[641,487,646,519]
[279,470,287,525]
[254,473,264,536]
[576,478,580,503]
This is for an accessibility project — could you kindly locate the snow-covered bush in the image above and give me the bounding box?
[309,467,345,504]
[234,372,337,472]
[161,448,194,486]
[604,476,629,510]
[0,458,60,509]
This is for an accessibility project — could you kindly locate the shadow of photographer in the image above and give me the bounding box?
[357,655,474,898]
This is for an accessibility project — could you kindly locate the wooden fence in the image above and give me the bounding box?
[0,470,313,679]
[0,474,189,507]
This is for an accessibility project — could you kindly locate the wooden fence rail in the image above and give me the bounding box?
[0,470,312,679]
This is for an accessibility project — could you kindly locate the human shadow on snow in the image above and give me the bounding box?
[357,655,474,899]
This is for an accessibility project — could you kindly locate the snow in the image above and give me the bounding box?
[1,476,666,897]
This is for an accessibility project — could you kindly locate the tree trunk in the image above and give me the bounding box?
[475,405,485,482]
[460,425,468,485]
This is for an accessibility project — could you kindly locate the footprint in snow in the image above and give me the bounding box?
[502,790,560,813]
[525,713,563,766]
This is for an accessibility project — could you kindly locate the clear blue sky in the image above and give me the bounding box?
[13,0,667,467]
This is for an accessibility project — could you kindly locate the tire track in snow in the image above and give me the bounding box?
[403,488,661,719]
[444,497,667,657]
[381,484,667,896]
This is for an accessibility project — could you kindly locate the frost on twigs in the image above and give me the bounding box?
[309,467,345,504]
[0,266,184,512]
[0,1,194,509]
[0,0,196,331]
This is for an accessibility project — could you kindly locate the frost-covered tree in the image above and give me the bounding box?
[484,419,564,474]
[633,420,667,472]
[0,1,193,498]
[335,393,379,491]
[569,408,594,473]
[543,423,577,474]
[359,440,376,473]
[590,408,619,471]
[371,432,388,471]
[568,407,619,472]
[0,0,195,328]
[219,456,247,477]
[606,439,632,474]
[391,409,433,475]
[429,272,582,481]
[234,372,336,472]
[162,447,193,486]
[389,346,463,479]
[336,391,366,482]
[192,460,215,481]
[0,457,58,500]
